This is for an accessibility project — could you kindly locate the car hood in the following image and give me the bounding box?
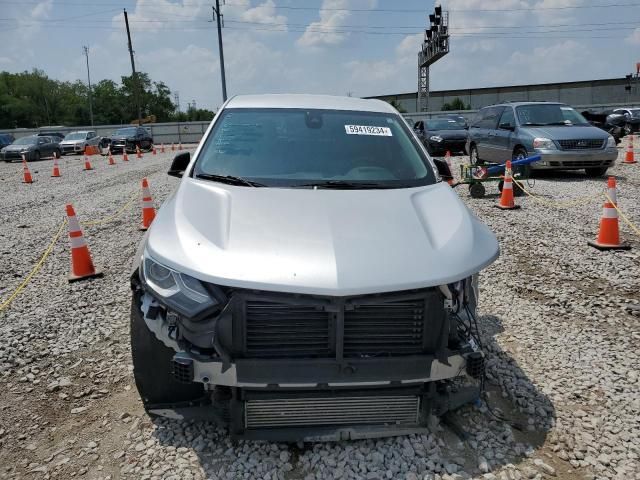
[4,144,33,151]
[428,129,468,140]
[61,139,84,145]
[143,180,499,296]
[111,135,133,141]
[521,125,610,140]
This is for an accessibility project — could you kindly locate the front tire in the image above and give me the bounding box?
[469,144,482,166]
[585,166,608,177]
[130,293,204,411]
[624,123,633,136]
[511,147,529,197]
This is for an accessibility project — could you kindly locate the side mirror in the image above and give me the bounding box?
[499,122,515,131]
[168,151,190,178]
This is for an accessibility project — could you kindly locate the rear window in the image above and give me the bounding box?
[194,108,436,189]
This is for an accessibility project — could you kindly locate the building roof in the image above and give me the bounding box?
[226,94,396,113]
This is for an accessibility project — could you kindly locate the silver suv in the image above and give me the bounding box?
[466,102,618,177]
[130,94,499,441]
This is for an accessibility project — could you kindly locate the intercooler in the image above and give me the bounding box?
[244,395,420,428]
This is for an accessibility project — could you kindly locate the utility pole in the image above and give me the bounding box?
[174,91,180,112]
[83,46,94,126]
[212,1,227,102]
[124,8,142,125]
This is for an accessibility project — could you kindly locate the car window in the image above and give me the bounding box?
[194,108,437,189]
[476,107,504,129]
[499,108,515,127]
[38,137,49,144]
[426,118,466,130]
[516,104,589,126]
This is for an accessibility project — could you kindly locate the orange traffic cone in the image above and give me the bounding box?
[178,142,183,151]
[136,145,142,159]
[588,177,630,250]
[624,136,636,164]
[140,178,156,231]
[123,150,129,162]
[51,153,61,177]
[22,155,34,184]
[160,143,165,153]
[171,143,175,151]
[84,156,93,171]
[66,204,103,282]
[108,148,115,166]
[496,160,520,210]
[444,151,454,186]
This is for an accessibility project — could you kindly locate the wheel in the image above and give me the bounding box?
[511,148,528,197]
[469,144,483,166]
[624,123,633,136]
[130,293,204,411]
[469,182,486,198]
[54,148,61,159]
[585,166,608,177]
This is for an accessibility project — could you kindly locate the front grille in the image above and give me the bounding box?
[245,395,419,428]
[557,139,604,150]
[170,357,194,383]
[3,151,23,159]
[245,301,331,358]
[344,299,425,357]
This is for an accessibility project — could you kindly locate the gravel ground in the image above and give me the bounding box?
[0,142,638,480]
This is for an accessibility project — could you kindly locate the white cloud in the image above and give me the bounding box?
[31,0,53,20]
[240,0,288,33]
[297,0,375,49]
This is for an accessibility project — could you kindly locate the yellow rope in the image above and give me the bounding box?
[82,191,138,226]
[604,192,640,239]
[0,190,140,313]
[0,220,67,313]
[511,177,603,208]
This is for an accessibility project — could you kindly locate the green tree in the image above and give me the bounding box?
[386,99,407,113]
[441,97,471,111]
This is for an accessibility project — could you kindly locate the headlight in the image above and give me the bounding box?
[532,137,556,150]
[606,135,615,148]
[430,135,443,142]
[140,251,220,318]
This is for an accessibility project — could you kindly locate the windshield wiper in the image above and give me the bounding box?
[195,173,266,187]
[293,180,392,189]
[521,122,546,126]
[543,122,571,126]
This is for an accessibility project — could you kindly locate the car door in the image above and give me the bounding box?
[493,107,516,163]
[474,106,504,162]
[468,108,489,159]
[37,137,49,157]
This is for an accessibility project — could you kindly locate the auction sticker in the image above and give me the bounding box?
[344,125,392,136]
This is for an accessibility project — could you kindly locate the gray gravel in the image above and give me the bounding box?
[0,141,638,480]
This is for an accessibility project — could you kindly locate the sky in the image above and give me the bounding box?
[0,0,639,111]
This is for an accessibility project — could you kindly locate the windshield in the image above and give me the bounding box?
[516,104,589,126]
[115,127,136,136]
[630,109,640,118]
[14,136,37,145]
[194,108,436,188]
[426,118,466,130]
[64,132,86,140]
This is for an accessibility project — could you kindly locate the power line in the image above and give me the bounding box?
[4,0,640,12]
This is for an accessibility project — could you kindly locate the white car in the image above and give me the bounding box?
[130,94,499,441]
[59,130,100,155]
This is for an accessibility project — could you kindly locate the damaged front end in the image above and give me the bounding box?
[131,253,486,442]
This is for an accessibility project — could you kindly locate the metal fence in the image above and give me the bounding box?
[2,121,212,144]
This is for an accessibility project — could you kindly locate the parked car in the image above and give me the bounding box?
[130,94,500,441]
[1,135,61,162]
[59,130,101,155]
[37,131,66,141]
[581,110,625,144]
[611,107,640,135]
[0,133,15,149]
[413,116,468,155]
[100,126,153,154]
[466,102,618,177]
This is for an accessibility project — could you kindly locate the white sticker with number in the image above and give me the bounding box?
[344,125,393,136]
